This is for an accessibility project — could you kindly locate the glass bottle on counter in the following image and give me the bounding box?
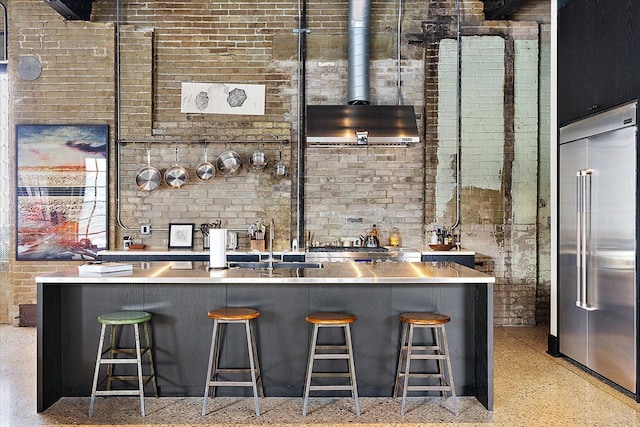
[370,224,378,237]
[390,227,401,247]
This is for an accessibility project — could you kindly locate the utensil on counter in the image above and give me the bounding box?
[164,145,189,188]
[135,147,161,191]
[196,142,215,181]
[216,150,242,176]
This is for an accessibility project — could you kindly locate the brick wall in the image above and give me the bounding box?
[2,0,551,326]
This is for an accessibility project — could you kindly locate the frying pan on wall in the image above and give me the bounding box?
[196,143,215,180]
[135,147,161,191]
[164,146,189,189]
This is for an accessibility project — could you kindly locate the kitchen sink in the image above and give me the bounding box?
[228,261,324,269]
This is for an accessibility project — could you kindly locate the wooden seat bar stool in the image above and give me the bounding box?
[302,311,360,416]
[393,312,457,415]
[89,311,158,417]
[202,307,264,417]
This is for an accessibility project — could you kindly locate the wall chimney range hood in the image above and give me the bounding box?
[306,0,419,147]
[306,105,420,146]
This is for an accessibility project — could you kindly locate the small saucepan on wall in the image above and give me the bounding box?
[273,145,287,179]
[135,147,161,191]
[164,145,189,189]
[249,149,268,171]
[216,150,242,176]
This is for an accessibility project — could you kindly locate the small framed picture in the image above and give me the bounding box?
[168,223,195,249]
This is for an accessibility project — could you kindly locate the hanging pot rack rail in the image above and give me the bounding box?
[117,139,290,145]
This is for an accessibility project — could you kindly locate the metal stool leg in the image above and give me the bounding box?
[89,324,107,417]
[249,319,264,397]
[302,323,319,416]
[105,325,116,391]
[202,319,220,416]
[400,323,416,416]
[393,322,409,398]
[344,323,360,416]
[245,319,260,416]
[439,324,458,414]
[142,321,159,398]
[133,324,146,416]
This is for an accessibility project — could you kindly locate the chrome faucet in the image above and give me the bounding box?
[268,218,275,271]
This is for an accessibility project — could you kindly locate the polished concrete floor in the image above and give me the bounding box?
[1,324,639,426]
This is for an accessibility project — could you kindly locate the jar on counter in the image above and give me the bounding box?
[390,227,401,247]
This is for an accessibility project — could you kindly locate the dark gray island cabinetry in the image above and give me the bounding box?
[36,261,494,412]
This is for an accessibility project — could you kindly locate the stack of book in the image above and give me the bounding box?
[78,262,133,276]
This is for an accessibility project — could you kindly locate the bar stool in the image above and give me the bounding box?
[202,307,263,416]
[393,312,457,415]
[302,311,360,416]
[89,310,158,417]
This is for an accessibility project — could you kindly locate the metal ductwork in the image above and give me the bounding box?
[307,0,419,146]
[44,0,93,21]
[348,0,370,105]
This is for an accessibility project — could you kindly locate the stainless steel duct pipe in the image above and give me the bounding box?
[348,0,371,105]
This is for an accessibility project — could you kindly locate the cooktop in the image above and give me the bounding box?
[307,246,389,252]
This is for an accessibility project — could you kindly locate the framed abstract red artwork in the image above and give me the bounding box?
[16,124,108,261]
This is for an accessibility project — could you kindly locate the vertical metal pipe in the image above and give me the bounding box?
[296,0,308,243]
[451,0,462,231]
[348,0,371,104]
[0,2,7,62]
[396,0,403,105]
[115,0,133,232]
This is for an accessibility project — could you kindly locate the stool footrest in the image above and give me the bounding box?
[208,380,256,387]
[94,389,143,397]
[313,354,350,360]
[99,358,139,364]
[106,374,155,384]
[406,354,448,360]
[404,385,454,392]
[316,345,348,350]
[309,385,356,391]
[311,372,352,378]
[397,373,444,379]
[102,347,151,355]
[401,345,440,351]
[214,368,258,374]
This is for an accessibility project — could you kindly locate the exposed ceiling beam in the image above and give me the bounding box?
[481,0,529,20]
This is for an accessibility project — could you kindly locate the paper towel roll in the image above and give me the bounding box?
[209,228,227,269]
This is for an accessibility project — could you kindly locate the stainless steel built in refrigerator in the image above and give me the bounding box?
[559,101,637,393]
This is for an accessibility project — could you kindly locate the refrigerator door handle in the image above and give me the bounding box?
[576,169,597,311]
[575,171,583,307]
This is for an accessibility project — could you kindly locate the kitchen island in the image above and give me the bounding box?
[36,261,494,412]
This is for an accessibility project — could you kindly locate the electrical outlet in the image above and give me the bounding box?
[141,224,151,235]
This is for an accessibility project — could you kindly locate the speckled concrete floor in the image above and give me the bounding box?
[1,324,639,426]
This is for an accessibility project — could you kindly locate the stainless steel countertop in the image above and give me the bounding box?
[36,261,494,285]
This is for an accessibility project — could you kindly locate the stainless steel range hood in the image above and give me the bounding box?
[305,0,419,147]
[306,105,420,146]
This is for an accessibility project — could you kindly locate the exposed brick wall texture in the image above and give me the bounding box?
[3,0,550,326]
